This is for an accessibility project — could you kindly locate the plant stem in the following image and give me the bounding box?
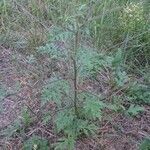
[73,19,80,117]
[73,57,78,117]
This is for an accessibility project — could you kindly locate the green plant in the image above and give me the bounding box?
[0,85,6,101]
[0,86,6,113]
[139,138,150,150]
[23,136,49,150]
[37,2,148,146]
[38,1,108,149]
[39,35,105,149]
[21,107,32,127]
[0,119,22,138]
[127,82,150,104]
[126,104,144,117]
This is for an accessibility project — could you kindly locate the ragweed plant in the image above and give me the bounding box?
[37,1,107,149]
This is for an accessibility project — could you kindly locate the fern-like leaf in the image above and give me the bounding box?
[126,104,144,116]
[79,92,105,120]
[23,136,49,150]
[139,138,150,150]
[54,136,75,150]
[41,80,70,106]
[55,110,74,134]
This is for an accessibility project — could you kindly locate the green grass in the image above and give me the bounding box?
[1,0,149,71]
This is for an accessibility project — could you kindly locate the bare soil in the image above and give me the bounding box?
[0,47,149,150]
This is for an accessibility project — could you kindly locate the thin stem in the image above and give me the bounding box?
[73,17,80,117]
[73,57,78,117]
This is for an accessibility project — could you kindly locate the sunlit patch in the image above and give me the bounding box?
[124,2,143,18]
[120,2,145,30]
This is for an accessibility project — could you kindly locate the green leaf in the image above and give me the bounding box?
[48,26,74,42]
[1,119,21,137]
[139,138,150,150]
[79,92,104,120]
[84,98,102,120]
[54,137,75,150]
[26,54,36,64]
[38,26,73,60]
[38,42,68,59]
[23,136,49,150]
[55,110,74,134]
[42,112,51,125]
[76,47,103,77]
[106,104,121,112]
[127,83,150,104]
[22,107,32,126]
[114,68,129,87]
[112,48,123,67]
[0,86,6,101]
[126,104,144,116]
[76,119,97,136]
[41,80,70,106]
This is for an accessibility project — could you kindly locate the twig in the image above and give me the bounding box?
[27,127,55,137]
[1,92,39,118]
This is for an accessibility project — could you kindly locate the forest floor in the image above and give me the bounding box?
[0,46,150,150]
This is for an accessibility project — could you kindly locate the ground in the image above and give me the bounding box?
[0,46,150,150]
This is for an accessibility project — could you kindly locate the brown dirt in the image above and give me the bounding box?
[0,47,149,150]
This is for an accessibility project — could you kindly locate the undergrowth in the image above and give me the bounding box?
[0,0,149,149]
